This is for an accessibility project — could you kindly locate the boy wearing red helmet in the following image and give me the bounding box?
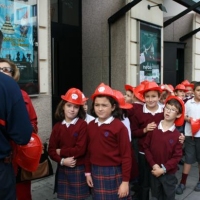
[144,96,184,200]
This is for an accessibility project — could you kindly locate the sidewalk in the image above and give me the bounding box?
[31,162,200,200]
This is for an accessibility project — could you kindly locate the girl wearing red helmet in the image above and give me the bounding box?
[85,83,132,199]
[48,88,89,200]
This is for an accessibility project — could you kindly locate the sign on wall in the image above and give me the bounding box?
[139,22,161,84]
[0,0,38,95]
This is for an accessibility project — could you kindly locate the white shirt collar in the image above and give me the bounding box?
[143,103,163,115]
[158,120,176,132]
[95,116,114,126]
[62,117,79,128]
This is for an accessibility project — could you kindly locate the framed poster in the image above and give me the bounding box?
[139,22,161,84]
[0,0,38,95]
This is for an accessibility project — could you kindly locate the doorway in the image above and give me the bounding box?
[164,42,185,87]
[51,0,82,125]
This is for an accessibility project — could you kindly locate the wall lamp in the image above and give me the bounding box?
[147,4,167,13]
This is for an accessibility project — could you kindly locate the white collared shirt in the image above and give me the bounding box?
[85,114,95,124]
[143,103,163,115]
[62,117,79,128]
[158,120,176,132]
[185,98,200,137]
[95,116,114,126]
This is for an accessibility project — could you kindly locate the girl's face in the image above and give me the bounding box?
[194,86,200,102]
[124,90,133,103]
[175,90,185,100]
[83,101,88,113]
[0,62,12,77]
[94,97,115,123]
[144,90,160,110]
[63,102,80,122]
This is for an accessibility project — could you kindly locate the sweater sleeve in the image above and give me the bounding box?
[143,131,156,168]
[131,112,146,138]
[118,125,132,181]
[164,139,183,172]
[48,124,62,163]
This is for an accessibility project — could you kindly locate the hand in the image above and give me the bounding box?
[152,164,160,170]
[56,149,61,155]
[179,133,185,144]
[86,175,94,187]
[63,156,76,168]
[151,167,164,177]
[118,181,129,198]
[144,122,157,133]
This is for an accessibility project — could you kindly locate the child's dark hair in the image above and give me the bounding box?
[194,81,200,90]
[165,99,182,114]
[90,95,122,119]
[55,100,86,121]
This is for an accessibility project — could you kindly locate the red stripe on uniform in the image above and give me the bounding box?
[0,119,6,126]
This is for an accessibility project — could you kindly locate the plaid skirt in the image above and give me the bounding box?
[56,165,89,200]
[91,165,131,200]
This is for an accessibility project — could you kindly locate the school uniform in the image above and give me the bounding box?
[131,103,164,200]
[184,98,200,164]
[144,121,183,200]
[85,117,132,200]
[48,118,89,200]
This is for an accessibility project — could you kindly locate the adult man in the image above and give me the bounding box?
[0,72,32,200]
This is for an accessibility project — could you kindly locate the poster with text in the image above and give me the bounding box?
[140,22,161,84]
[0,0,38,95]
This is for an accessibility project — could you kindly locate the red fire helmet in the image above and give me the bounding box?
[16,133,43,172]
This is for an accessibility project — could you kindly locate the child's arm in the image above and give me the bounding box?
[118,181,129,198]
[86,175,93,187]
[151,167,165,177]
[162,139,183,173]
[143,131,157,167]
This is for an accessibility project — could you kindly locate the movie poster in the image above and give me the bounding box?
[0,0,38,95]
[139,22,161,84]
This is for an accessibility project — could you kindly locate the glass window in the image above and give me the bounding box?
[0,0,38,95]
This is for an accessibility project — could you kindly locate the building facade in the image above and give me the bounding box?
[1,0,199,141]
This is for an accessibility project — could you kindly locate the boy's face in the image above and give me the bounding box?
[164,104,181,123]
[124,90,133,103]
[185,86,193,97]
[144,90,160,110]
[175,90,185,100]
[194,86,200,102]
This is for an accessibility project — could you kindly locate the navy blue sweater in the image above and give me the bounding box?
[0,73,32,159]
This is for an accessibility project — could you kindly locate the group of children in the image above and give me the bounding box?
[47,79,200,200]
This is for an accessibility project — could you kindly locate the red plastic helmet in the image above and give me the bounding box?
[113,89,133,109]
[61,88,84,105]
[132,84,145,102]
[181,80,194,89]
[139,81,162,96]
[190,118,200,136]
[174,84,187,92]
[91,83,118,101]
[16,133,43,172]
[124,84,134,92]
[82,92,88,102]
